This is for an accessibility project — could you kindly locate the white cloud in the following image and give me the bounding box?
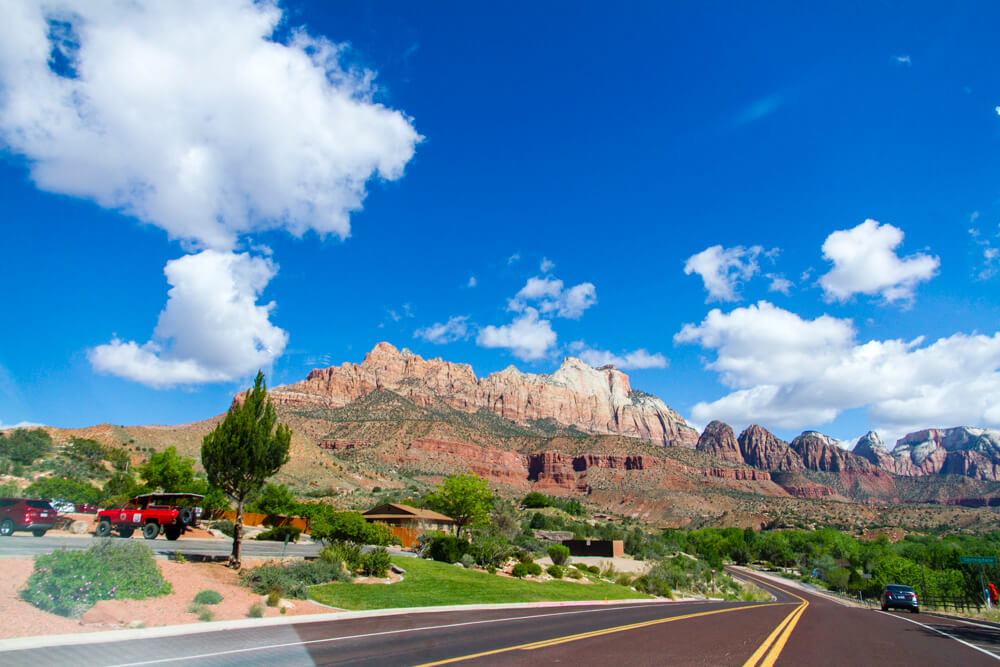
[675,300,1000,432]
[477,308,556,361]
[970,223,1000,280]
[507,253,521,265]
[766,274,793,295]
[683,245,768,302]
[510,276,597,319]
[0,420,45,430]
[414,316,470,344]
[89,250,287,387]
[571,344,668,370]
[540,257,555,273]
[893,55,912,66]
[818,219,939,303]
[0,1,421,251]
[466,276,477,288]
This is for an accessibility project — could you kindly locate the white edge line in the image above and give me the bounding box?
[108,601,734,667]
[877,611,1000,661]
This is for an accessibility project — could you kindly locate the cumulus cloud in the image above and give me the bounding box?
[0,2,420,387]
[477,308,556,361]
[570,343,668,370]
[818,219,939,303]
[766,274,793,295]
[893,55,912,66]
[0,420,45,430]
[414,316,470,344]
[510,276,597,319]
[90,251,288,388]
[540,257,555,273]
[683,245,769,302]
[970,223,1000,280]
[466,276,477,288]
[675,300,1000,432]
[0,1,421,251]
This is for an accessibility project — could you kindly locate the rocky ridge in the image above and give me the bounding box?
[268,342,698,447]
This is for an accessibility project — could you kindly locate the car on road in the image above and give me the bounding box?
[95,492,203,540]
[881,584,919,613]
[49,499,77,513]
[0,498,56,537]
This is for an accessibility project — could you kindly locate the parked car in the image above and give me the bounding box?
[0,498,56,537]
[50,499,77,514]
[74,503,98,514]
[881,584,919,613]
[95,492,203,540]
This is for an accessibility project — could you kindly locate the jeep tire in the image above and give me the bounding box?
[0,518,14,537]
[164,526,181,541]
[143,522,160,540]
[96,519,111,537]
[178,507,195,526]
[32,529,47,537]
[118,528,134,538]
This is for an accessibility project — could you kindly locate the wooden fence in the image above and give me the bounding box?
[207,510,310,534]
[920,595,986,613]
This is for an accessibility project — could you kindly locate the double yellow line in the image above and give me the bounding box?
[415,602,783,666]
[738,571,809,667]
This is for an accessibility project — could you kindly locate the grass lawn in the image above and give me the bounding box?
[309,557,651,610]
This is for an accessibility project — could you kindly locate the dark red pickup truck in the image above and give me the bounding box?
[96,492,203,540]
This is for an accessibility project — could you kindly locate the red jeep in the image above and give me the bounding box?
[95,493,203,540]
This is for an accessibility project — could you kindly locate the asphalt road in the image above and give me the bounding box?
[0,534,416,560]
[1,565,998,665]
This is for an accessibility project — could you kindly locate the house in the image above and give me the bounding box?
[362,503,455,548]
[561,539,625,558]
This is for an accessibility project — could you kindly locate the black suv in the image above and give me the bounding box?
[881,584,919,613]
[0,498,56,537]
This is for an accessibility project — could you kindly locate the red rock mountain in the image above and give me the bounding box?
[887,427,1000,481]
[788,431,874,473]
[268,342,698,447]
[696,420,743,463]
[737,424,804,472]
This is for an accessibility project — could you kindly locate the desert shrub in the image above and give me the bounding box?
[266,590,281,607]
[547,544,570,566]
[240,559,347,599]
[321,540,364,572]
[615,573,633,587]
[193,590,223,605]
[587,565,600,575]
[517,551,535,565]
[511,562,543,578]
[212,519,236,538]
[521,491,550,508]
[427,535,470,564]
[247,483,299,517]
[362,547,392,576]
[310,511,393,545]
[198,607,214,622]
[459,553,476,569]
[573,563,590,572]
[468,529,512,568]
[546,564,564,579]
[567,567,583,580]
[21,541,171,618]
[4,428,52,465]
[0,480,18,496]
[248,603,265,618]
[255,525,302,542]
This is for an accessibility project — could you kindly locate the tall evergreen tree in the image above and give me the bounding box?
[201,371,290,568]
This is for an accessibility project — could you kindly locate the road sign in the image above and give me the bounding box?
[960,556,997,565]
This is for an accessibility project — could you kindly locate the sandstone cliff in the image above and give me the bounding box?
[696,420,743,463]
[268,342,698,447]
[737,424,804,472]
[889,427,1000,481]
[789,431,874,473]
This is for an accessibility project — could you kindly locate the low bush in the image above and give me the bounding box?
[546,564,564,579]
[511,562,542,578]
[240,559,348,599]
[459,553,476,569]
[212,520,235,538]
[566,568,583,580]
[573,563,590,572]
[547,544,570,566]
[362,548,392,577]
[427,535,469,564]
[198,607,214,622]
[21,541,171,618]
[321,541,364,572]
[248,603,265,617]
[193,590,223,605]
[615,573,632,587]
[266,590,281,607]
[255,525,302,542]
[587,565,600,575]
[517,552,535,565]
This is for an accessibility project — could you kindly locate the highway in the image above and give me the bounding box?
[1,567,998,665]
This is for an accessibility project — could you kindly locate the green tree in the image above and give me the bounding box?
[423,473,493,537]
[25,477,101,505]
[139,446,195,491]
[521,491,550,508]
[310,511,393,545]
[247,483,298,516]
[106,447,131,472]
[201,371,291,569]
[3,428,52,465]
[66,438,106,470]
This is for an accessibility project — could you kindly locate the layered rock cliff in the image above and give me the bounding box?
[789,431,874,473]
[269,342,698,447]
[696,420,743,463]
[888,427,1000,481]
[737,424,804,472]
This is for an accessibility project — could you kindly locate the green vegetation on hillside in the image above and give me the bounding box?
[308,556,649,610]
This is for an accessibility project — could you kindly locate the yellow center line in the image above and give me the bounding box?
[733,568,810,667]
[413,602,789,667]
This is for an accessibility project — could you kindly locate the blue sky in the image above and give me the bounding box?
[2,1,1000,446]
